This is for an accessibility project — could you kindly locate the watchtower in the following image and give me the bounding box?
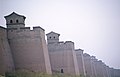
[46,31,79,75]
[4,12,52,74]
[46,31,60,44]
[4,12,26,28]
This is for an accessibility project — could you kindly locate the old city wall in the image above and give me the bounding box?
[75,49,86,76]
[38,27,52,74]
[90,56,98,77]
[83,53,93,77]
[48,41,79,75]
[0,26,14,75]
[95,60,108,77]
[1,12,120,77]
[7,26,51,74]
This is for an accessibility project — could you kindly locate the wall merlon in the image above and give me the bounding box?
[20,27,30,29]
[65,41,74,44]
[7,28,17,30]
[75,49,84,52]
[98,60,102,63]
[58,41,73,45]
[33,26,45,31]
[96,60,105,65]
[91,56,97,60]
[58,41,64,44]
[7,26,45,33]
[83,53,91,57]
[20,27,31,31]
[75,49,84,55]
[7,27,31,32]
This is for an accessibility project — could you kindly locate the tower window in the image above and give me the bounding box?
[49,37,51,39]
[16,20,19,23]
[54,36,55,39]
[10,20,13,23]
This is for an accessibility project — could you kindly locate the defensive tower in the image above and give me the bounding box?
[4,12,26,28]
[4,12,52,74]
[46,31,79,75]
[46,31,60,44]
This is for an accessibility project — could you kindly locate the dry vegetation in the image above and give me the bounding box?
[3,70,84,77]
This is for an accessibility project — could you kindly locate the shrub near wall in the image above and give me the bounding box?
[5,70,35,77]
[0,75,4,77]
[5,70,82,77]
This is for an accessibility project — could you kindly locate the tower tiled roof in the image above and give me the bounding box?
[4,12,26,19]
[46,31,60,36]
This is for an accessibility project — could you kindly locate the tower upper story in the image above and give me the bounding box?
[4,12,26,28]
[46,31,60,44]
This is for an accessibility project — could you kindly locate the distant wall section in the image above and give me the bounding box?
[48,40,79,75]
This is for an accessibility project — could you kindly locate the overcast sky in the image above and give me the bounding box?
[0,0,120,69]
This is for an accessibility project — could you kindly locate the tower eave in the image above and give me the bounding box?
[46,31,60,36]
[4,12,26,19]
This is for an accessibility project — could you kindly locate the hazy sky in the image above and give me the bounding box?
[0,0,120,69]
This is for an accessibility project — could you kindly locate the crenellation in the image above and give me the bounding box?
[7,26,47,40]
[7,26,45,33]
[83,53,91,58]
[65,41,74,44]
[48,41,75,52]
[7,28,17,30]
[58,41,64,44]
[20,27,30,29]
[33,26,45,31]
[64,41,74,50]
[75,49,84,54]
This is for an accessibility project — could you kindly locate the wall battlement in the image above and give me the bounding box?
[7,26,45,39]
[75,49,84,51]
[48,41,74,51]
[75,49,84,56]
[7,26,44,32]
[58,41,74,45]
[83,53,91,57]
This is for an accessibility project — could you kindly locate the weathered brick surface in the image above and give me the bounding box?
[0,12,52,74]
[0,26,14,75]
[47,32,79,75]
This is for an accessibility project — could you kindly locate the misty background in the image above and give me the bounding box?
[0,0,120,69]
